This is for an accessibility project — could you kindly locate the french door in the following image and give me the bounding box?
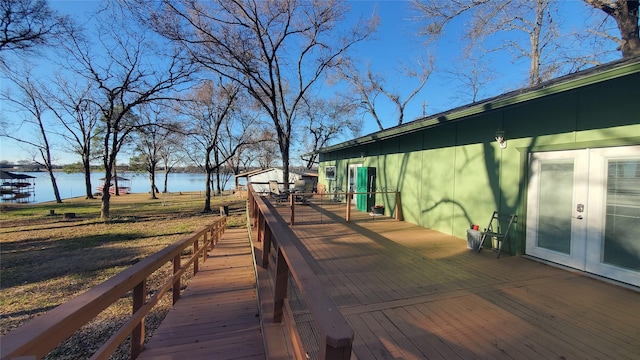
[527,146,640,286]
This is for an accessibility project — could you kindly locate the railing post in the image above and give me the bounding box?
[214,225,218,247]
[346,193,352,222]
[172,255,181,305]
[203,229,210,262]
[273,247,289,323]
[248,190,254,225]
[257,211,265,242]
[251,191,258,228]
[131,280,146,359]
[193,238,199,275]
[262,225,272,268]
[319,338,352,360]
[213,223,218,246]
[253,197,259,227]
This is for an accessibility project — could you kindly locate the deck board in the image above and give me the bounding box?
[138,227,265,360]
[272,200,640,360]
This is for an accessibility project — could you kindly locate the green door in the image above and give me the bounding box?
[356,167,376,212]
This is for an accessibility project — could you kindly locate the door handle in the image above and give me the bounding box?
[575,215,583,220]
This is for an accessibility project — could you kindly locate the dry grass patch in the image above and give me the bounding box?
[0,192,248,359]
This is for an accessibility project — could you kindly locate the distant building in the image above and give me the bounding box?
[234,167,316,194]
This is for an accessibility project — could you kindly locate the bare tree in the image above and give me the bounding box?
[0,69,62,202]
[180,79,251,212]
[341,57,433,130]
[122,0,377,190]
[230,127,280,170]
[445,52,497,104]
[340,64,385,131]
[225,125,271,178]
[584,0,639,57]
[158,123,185,193]
[45,78,100,199]
[130,103,179,199]
[414,0,565,86]
[60,8,195,219]
[0,0,71,55]
[414,0,639,85]
[299,96,360,169]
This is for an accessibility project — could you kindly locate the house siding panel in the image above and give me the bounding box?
[420,146,456,234]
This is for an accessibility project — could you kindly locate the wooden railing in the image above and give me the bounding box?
[288,191,403,225]
[248,186,354,360]
[1,217,227,360]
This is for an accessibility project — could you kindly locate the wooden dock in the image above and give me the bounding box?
[137,227,265,360]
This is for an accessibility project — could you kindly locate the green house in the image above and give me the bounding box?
[318,56,640,287]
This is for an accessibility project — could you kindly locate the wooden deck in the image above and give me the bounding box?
[269,200,640,359]
[137,227,265,360]
[139,201,640,359]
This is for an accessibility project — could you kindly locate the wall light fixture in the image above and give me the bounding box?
[495,130,507,149]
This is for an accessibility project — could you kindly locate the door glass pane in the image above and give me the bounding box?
[537,162,573,254]
[603,159,640,271]
[348,166,356,192]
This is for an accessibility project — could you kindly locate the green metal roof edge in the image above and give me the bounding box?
[319,57,640,154]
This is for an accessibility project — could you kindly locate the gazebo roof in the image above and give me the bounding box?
[99,176,130,181]
[0,171,36,180]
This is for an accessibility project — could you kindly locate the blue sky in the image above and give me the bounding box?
[0,0,618,165]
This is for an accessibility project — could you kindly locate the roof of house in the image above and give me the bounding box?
[235,168,270,178]
[319,55,640,154]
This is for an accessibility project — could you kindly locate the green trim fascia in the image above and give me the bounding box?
[320,58,640,154]
[516,136,640,153]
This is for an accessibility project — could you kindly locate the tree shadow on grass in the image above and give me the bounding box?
[0,226,197,289]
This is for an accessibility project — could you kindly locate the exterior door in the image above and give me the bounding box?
[527,146,640,286]
[526,150,588,269]
[356,167,376,212]
[347,164,362,206]
[585,147,640,286]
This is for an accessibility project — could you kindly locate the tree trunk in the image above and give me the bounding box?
[101,191,111,219]
[113,167,120,196]
[203,168,212,212]
[215,150,222,195]
[100,171,112,220]
[47,168,63,203]
[216,167,222,195]
[585,0,640,57]
[83,154,94,199]
[163,167,169,193]
[529,0,545,85]
[616,0,640,57]
[149,167,158,199]
[280,138,290,194]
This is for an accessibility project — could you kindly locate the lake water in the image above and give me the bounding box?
[1,172,232,204]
